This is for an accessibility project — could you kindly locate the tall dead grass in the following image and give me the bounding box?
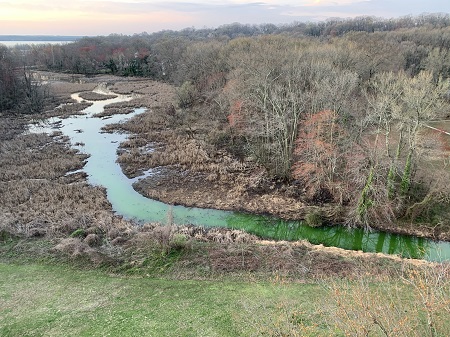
[0,117,26,141]
[0,133,87,181]
[116,131,250,179]
[109,79,175,98]
[237,262,450,337]
[78,91,118,101]
[323,263,450,337]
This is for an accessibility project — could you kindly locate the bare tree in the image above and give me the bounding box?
[356,70,449,224]
[20,69,49,114]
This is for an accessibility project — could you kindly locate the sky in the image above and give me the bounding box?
[1,0,450,36]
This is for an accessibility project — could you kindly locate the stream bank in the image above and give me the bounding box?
[106,80,450,245]
[23,78,448,261]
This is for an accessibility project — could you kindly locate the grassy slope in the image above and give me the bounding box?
[2,260,450,337]
[0,262,325,337]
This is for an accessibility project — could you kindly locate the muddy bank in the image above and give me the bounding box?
[132,166,343,222]
[131,166,450,242]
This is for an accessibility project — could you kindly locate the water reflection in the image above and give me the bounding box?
[225,213,446,260]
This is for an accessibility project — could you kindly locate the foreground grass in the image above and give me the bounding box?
[0,262,327,337]
[2,260,449,337]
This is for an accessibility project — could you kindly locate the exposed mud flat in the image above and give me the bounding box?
[132,166,343,222]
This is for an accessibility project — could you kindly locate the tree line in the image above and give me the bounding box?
[7,14,450,80]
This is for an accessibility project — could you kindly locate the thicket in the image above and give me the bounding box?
[7,14,450,227]
[0,45,49,114]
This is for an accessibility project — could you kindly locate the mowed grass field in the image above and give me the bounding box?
[0,263,450,337]
[0,263,326,337]
[2,261,449,337]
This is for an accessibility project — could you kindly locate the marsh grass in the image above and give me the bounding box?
[0,125,132,245]
[78,91,118,101]
[46,101,93,118]
[0,133,88,181]
[0,117,26,141]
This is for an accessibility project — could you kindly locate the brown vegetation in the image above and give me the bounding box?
[239,262,450,336]
[323,263,450,337]
[0,89,425,280]
[78,91,118,101]
[3,15,450,281]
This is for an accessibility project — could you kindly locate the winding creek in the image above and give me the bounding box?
[30,89,450,261]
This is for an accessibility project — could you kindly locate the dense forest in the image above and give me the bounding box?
[2,14,450,231]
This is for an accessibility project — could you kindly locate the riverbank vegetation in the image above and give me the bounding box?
[2,14,450,238]
[7,14,450,238]
[0,45,50,114]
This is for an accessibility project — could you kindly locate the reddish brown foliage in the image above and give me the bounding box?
[227,100,245,128]
[112,47,126,55]
[198,71,227,93]
[439,132,450,153]
[292,110,347,202]
[136,49,150,59]
[79,45,96,53]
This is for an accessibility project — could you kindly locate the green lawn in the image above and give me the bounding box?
[0,263,325,337]
[2,262,448,337]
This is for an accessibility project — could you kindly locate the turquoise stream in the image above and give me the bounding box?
[30,91,450,261]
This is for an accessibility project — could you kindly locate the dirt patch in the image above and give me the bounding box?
[132,166,342,221]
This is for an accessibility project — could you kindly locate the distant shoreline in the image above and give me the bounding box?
[0,35,83,42]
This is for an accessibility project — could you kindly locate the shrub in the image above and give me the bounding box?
[305,210,323,227]
[70,228,86,238]
[0,229,14,242]
[169,233,188,251]
[176,81,197,109]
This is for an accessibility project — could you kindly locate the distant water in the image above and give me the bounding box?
[0,41,74,47]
